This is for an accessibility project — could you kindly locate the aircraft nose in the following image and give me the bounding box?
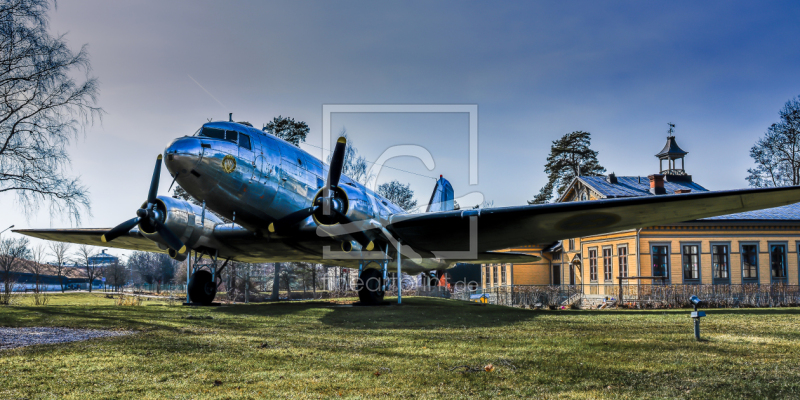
[164,137,202,176]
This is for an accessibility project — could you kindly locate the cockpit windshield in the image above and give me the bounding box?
[199,127,225,140]
[197,126,252,150]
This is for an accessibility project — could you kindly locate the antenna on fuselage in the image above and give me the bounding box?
[229,113,233,122]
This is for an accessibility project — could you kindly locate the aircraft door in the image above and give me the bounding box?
[255,136,280,207]
[236,132,255,184]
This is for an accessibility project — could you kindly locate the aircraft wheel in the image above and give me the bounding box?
[357,268,385,304]
[188,270,217,305]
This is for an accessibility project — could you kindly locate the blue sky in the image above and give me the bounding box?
[3,1,800,259]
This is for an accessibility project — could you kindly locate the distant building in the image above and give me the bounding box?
[88,249,118,267]
[483,134,800,302]
[2,259,101,292]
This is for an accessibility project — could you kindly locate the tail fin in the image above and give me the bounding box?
[426,175,454,212]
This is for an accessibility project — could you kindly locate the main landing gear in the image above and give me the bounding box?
[188,270,218,305]
[357,268,385,304]
[185,249,229,306]
[356,258,390,305]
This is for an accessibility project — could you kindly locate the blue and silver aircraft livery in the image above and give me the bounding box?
[16,120,800,304]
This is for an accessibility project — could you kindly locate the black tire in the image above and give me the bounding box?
[188,270,217,305]
[357,268,385,304]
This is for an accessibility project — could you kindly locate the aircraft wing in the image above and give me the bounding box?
[386,186,800,257]
[12,228,168,254]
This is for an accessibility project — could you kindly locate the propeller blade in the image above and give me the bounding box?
[101,217,141,243]
[154,220,186,254]
[335,212,375,251]
[147,155,163,205]
[326,137,347,194]
[268,207,317,233]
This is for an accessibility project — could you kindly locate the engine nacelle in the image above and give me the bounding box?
[139,196,223,259]
[311,184,373,226]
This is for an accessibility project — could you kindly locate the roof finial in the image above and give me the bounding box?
[667,122,675,137]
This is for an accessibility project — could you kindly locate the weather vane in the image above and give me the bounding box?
[668,122,675,137]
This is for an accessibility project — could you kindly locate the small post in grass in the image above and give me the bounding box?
[689,295,705,341]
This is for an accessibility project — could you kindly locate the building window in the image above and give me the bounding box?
[682,245,700,282]
[501,264,507,285]
[492,265,498,286]
[770,244,787,282]
[603,248,612,281]
[711,245,729,284]
[618,246,628,278]
[589,249,598,282]
[484,266,490,287]
[569,238,575,251]
[741,244,758,282]
[652,245,669,280]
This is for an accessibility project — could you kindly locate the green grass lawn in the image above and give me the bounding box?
[1,294,799,399]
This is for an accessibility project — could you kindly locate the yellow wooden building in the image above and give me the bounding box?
[481,135,800,301]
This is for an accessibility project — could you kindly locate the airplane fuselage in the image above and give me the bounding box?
[163,121,442,273]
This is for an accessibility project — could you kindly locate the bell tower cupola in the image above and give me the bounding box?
[655,123,692,182]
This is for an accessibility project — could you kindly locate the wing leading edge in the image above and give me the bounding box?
[13,228,167,254]
[386,186,800,257]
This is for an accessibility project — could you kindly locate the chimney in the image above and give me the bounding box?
[648,174,666,195]
[607,172,618,184]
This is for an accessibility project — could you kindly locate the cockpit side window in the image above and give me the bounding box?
[239,133,251,150]
[225,130,238,142]
[200,127,225,140]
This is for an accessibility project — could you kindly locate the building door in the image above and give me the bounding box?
[570,264,575,285]
[552,264,561,285]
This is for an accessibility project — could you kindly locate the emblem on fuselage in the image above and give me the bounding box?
[222,155,237,173]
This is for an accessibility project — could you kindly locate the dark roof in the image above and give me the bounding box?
[655,136,688,159]
[578,176,708,198]
[699,202,800,221]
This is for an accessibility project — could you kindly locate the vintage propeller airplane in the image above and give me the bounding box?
[15,119,800,305]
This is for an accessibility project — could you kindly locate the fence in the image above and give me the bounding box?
[450,285,581,308]
[444,284,800,309]
[614,283,800,308]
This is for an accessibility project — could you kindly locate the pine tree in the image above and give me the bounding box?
[529,131,605,204]
[263,115,309,147]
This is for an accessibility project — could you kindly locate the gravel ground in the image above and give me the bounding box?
[0,327,134,350]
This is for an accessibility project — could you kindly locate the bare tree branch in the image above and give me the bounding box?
[0,0,103,225]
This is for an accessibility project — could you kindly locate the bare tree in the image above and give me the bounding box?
[127,251,174,292]
[279,262,297,299]
[26,244,45,292]
[271,262,281,300]
[747,96,800,188]
[74,244,100,292]
[0,0,103,223]
[48,241,70,292]
[104,260,128,292]
[0,237,29,304]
